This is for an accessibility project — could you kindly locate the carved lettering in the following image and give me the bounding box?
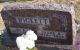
[15,17,50,25]
[9,27,29,34]
[38,31,66,39]
[9,27,66,39]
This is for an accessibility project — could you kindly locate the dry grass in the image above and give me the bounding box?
[0,3,5,30]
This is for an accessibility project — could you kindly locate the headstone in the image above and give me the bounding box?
[0,0,9,2]
[3,32,17,47]
[36,44,75,50]
[1,2,76,48]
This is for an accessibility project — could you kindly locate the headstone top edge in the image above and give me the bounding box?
[2,3,74,13]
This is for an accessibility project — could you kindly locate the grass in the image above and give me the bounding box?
[0,3,5,29]
[0,35,3,45]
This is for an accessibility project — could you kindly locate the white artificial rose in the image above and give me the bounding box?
[16,30,37,50]
[26,30,37,41]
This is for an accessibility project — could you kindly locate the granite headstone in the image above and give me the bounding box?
[1,3,76,46]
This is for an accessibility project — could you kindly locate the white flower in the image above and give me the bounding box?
[0,30,4,35]
[16,30,37,50]
[25,30,37,41]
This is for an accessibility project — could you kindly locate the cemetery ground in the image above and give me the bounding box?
[0,1,80,50]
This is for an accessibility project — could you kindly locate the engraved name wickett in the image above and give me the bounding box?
[15,17,50,25]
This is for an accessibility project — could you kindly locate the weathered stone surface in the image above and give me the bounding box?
[3,32,17,46]
[2,3,73,12]
[1,3,76,46]
[36,44,76,50]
